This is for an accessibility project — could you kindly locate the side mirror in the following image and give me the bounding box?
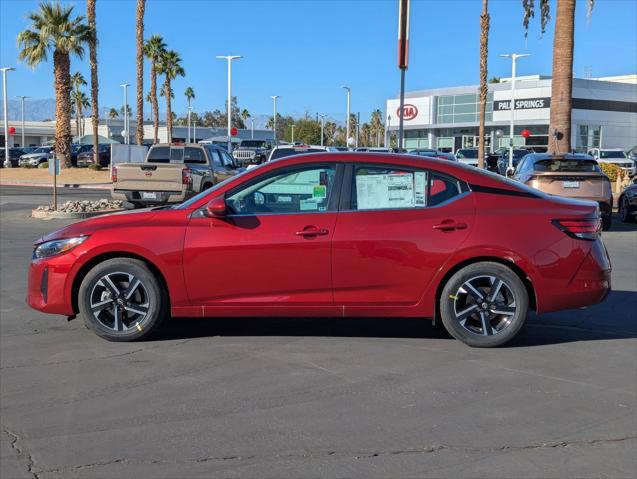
[205,196,227,218]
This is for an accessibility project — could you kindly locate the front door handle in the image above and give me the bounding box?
[296,226,329,237]
[433,220,468,232]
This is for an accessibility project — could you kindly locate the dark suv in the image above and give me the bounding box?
[232,139,273,166]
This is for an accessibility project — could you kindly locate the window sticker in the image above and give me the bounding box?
[414,171,427,207]
[300,199,320,211]
[313,185,327,199]
[356,173,415,210]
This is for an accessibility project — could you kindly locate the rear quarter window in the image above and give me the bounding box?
[147,146,170,163]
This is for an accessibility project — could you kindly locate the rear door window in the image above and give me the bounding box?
[147,146,170,163]
[170,148,184,163]
[184,147,206,164]
[352,166,463,210]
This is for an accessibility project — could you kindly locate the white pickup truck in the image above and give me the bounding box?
[588,148,636,177]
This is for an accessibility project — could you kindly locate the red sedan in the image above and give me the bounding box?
[27,153,611,347]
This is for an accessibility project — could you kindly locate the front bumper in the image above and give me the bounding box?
[27,254,77,316]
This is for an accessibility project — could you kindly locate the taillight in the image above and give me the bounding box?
[552,218,601,241]
[112,166,117,183]
[182,168,192,185]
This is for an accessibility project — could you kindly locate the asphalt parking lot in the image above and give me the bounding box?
[1,185,636,479]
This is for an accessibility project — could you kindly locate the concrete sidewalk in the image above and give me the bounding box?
[0,181,110,190]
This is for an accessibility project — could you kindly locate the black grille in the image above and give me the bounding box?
[40,267,48,303]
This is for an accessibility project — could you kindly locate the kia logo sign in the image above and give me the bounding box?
[144,171,152,177]
[396,104,418,121]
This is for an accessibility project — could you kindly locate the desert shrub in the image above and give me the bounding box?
[599,162,622,182]
[87,163,101,171]
[21,163,33,168]
[38,162,49,169]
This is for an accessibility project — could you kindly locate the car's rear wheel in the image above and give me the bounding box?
[440,262,528,347]
[619,196,635,223]
[601,213,612,231]
[78,258,167,341]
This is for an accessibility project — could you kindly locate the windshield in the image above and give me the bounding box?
[240,140,266,148]
[33,147,50,153]
[534,159,601,172]
[600,150,627,159]
[457,149,479,159]
[269,148,326,161]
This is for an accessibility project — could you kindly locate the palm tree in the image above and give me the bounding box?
[87,0,99,165]
[17,2,92,168]
[108,107,119,119]
[143,35,166,143]
[370,109,384,147]
[156,49,185,142]
[523,0,595,153]
[184,86,195,108]
[71,90,89,139]
[185,87,195,140]
[241,108,250,123]
[477,0,490,168]
[145,92,153,121]
[135,0,145,145]
[71,71,87,140]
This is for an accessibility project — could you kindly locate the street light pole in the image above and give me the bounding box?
[499,53,530,173]
[270,95,279,145]
[1,67,15,168]
[341,86,350,148]
[291,124,295,143]
[17,95,29,148]
[216,55,242,153]
[193,119,197,143]
[120,83,130,144]
[250,118,254,139]
[319,114,326,146]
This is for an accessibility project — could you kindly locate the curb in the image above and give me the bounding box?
[1,181,111,190]
[31,208,125,220]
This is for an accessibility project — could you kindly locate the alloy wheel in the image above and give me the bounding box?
[89,272,150,332]
[452,275,517,336]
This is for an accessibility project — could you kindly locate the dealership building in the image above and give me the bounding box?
[385,74,637,153]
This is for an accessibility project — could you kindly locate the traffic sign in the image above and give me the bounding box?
[48,156,60,175]
[521,128,531,138]
[230,127,238,137]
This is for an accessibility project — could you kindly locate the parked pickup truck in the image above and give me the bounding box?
[232,139,273,166]
[111,144,239,207]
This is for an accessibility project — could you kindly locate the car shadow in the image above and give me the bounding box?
[609,213,637,232]
[151,290,636,347]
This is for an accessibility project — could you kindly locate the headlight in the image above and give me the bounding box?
[33,236,88,259]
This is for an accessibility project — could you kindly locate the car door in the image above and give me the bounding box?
[182,163,343,314]
[206,147,233,183]
[331,163,475,314]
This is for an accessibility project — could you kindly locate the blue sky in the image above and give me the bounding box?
[1,0,636,122]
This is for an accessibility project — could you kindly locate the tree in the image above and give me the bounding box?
[71,71,87,140]
[156,49,184,142]
[108,107,119,119]
[86,0,99,165]
[241,108,250,123]
[184,86,195,108]
[18,2,92,168]
[370,109,384,147]
[71,90,89,138]
[478,0,490,168]
[324,121,337,146]
[523,0,595,153]
[120,104,132,116]
[144,35,166,143]
[488,76,501,83]
[135,0,145,145]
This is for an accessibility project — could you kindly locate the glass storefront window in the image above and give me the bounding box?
[454,94,477,104]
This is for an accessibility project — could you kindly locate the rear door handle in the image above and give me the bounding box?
[296,226,329,237]
[433,221,467,232]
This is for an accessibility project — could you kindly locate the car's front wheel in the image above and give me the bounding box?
[439,262,528,347]
[78,258,167,341]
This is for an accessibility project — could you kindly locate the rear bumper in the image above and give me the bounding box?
[111,189,186,204]
[539,239,611,313]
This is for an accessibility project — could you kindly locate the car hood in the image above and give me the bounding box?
[35,208,161,245]
[21,152,49,159]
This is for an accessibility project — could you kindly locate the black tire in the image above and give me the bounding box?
[439,262,528,348]
[78,258,167,341]
[601,213,612,231]
[619,196,635,223]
